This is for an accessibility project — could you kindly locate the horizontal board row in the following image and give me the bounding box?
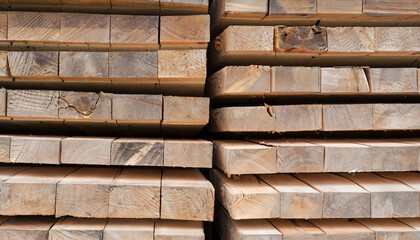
[0,89,208,126]
[211,26,420,69]
[211,103,420,132]
[0,216,205,240]
[214,139,420,175]
[0,166,214,221]
[0,0,208,14]
[208,66,420,97]
[0,135,212,168]
[211,0,420,33]
[0,12,209,50]
[210,169,420,219]
[216,205,420,240]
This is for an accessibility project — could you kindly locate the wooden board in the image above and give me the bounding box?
[7,89,59,118]
[327,27,375,52]
[376,27,420,52]
[260,174,322,219]
[160,15,210,49]
[104,219,154,240]
[49,217,107,240]
[207,65,270,96]
[295,173,371,218]
[318,0,362,13]
[59,91,112,119]
[272,66,319,93]
[160,0,208,14]
[356,218,420,240]
[164,139,212,168]
[110,15,158,50]
[209,169,280,219]
[340,173,419,218]
[0,12,6,41]
[323,104,373,131]
[163,96,209,124]
[154,220,205,240]
[0,167,75,216]
[109,51,158,79]
[378,172,420,194]
[111,138,163,166]
[398,218,420,231]
[112,94,162,121]
[109,168,161,219]
[269,0,316,14]
[320,67,370,93]
[373,104,420,130]
[56,167,120,218]
[363,0,419,15]
[216,0,268,17]
[275,105,322,131]
[61,137,113,165]
[0,135,10,163]
[158,50,206,79]
[0,88,5,116]
[269,219,326,240]
[275,26,327,53]
[59,52,108,79]
[369,68,417,93]
[8,51,58,77]
[0,216,56,240]
[213,140,276,175]
[10,136,61,164]
[310,219,374,239]
[0,166,28,182]
[161,168,214,221]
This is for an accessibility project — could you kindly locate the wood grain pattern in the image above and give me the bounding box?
[0,12,6,41]
[269,0,316,14]
[163,96,209,124]
[158,50,206,78]
[327,27,375,52]
[260,174,322,219]
[109,168,161,219]
[320,67,370,93]
[109,52,158,79]
[59,91,112,119]
[7,89,59,118]
[59,52,108,78]
[60,13,109,44]
[357,218,420,240]
[8,11,60,42]
[161,169,214,221]
[310,219,374,240]
[269,219,326,240]
[272,66,319,93]
[112,94,162,121]
[61,137,113,165]
[0,166,28,182]
[295,173,371,218]
[373,104,420,130]
[209,169,280,220]
[341,173,419,218]
[104,219,154,240]
[399,218,420,231]
[275,26,327,53]
[275,105,322,131]
[0,135,10,163]
[223,0,268,15]
[49,217,107,240]
[0,167,75,216]
[0,216,56,240]
[376,27,420,52]
[154,220,205,240]
[110,15,158,47]
[323,104,373,131]
[8,51,58,76]
[363,0,419,15]
[220,26,274,53]
[56,167,120,218]
[0,89,5,116]
[164,139,212,168]
[160,15,209,47]
[318,0,362,13]
[10,136,61,164]
[111,138,163,166]
[213,140,277,175]
[370,68,417,93]
[0,53,7,77]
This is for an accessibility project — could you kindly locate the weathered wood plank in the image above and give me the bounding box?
[272,66,319,93]
[218,26,274,53]
[111,138,163,166]
[0,135,10,163]
[318,0,362,13]
[341,173,419,218]
[269,219,327,240]
[163,96,209,124]
[209,169,280,220]
[376,27,420,51]
[49,217,107,240]
[0,166,28,182]
[158,50,206,79]
[328,27,375,52]
[164,139,212,168]
[274,105,322,132]
[398,218,420,231]
[109,168,161,219]
[0,12,6,41]
[310,219,374,240]
[213,140,276,175]
[356,218,420,240]
[59,91,112,119]
[61,137,113,165]
[161,169,214,221]
[160,0,208,14]
[275,26,327,53]
[154,220,205,240]
[373,103,420,130]
[269,0,316,14]
[260,174,322,219]
[8,51,58,77]
[160,15,209,48]
[8,11,60,42]
[369,68,417,92]
[59,52,108,79]
[10,136,61,164]
[7,89,59,118]
[295,173,371,218]
[0,216,56,240]
[320,67,370,93]
[112,94,162,121]
[56,167,120,218]
[109,52,158,79]
[220,0,267,16]
[363,0,419,15]
[0,167,75,216]
[323,104,373,131]
[104,219,154,240]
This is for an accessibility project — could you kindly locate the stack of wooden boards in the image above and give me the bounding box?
[0,1,214,239]
[208,0,420,239]
[0,11,210,95]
